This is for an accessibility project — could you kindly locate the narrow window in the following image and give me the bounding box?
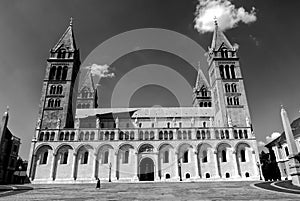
[164,150,169,163]
[202,150,208,163]
[201,130,206,139]
[54,99,61,107]
[169,131,173,140]
[49,67,56,80]
[221,150,227,162]
[123,150,129,164]
[203,122,206,128]
[230,65,236,79]
[178,131,182,140]
[61,66,68,80]
[159,131,163,140]
[50,85,56,94]
[48,99,54,108]
[225,65,230,79]
[167,122,170,128]
[183,151,189,163]
[196,130,201,139]
[61,151,68,164]
[234,130,238,139]
[70,132,75,141]
[50,132,55,141]
[40,151,48,164]
[55,66,62,80]
[130,131,135,140]
[241,149,246,162]
[59,132,64,141]
[234,97,239,105]
[150,131,154,140]
[139,131,143,140]
[225,84,230,93]
[225,130,229,139]
[119,131,124,140]
[56,85,63,94]
[110,132,115,140]
[64,132,69,141]
[103,151,109,164]
[285,147,289,157]
[164,131,168,140]
[239,130,243,139]
[139,123,142,128]
[231,84,237,93]
[219,65,225,79]
[81,151,89,164]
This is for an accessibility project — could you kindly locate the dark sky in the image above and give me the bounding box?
[0,0,300,159]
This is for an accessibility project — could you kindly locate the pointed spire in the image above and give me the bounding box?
[281,107,298,155]
[79,69,96,92]
[210,18,233,50]
[52,18,77,52]
[195,61,210,90]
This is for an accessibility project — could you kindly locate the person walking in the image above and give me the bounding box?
[96,178,101,189]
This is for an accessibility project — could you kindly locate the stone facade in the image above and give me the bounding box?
[27,21,260,184]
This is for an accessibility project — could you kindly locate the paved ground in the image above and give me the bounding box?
[1,181,300,201]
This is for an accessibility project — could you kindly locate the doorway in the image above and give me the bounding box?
[139,157,154,181]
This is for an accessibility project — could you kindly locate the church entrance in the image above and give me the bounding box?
[139,157,154,181]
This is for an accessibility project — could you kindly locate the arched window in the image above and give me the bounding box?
[45,132,49,141]
[241,149,246,162]
[159,131,163,140]
[219,65,225,79]
[183,150,189,163]
[70,132,75,141]
[61,66,68,80]
[201,89,207,97]
[125,132,129,140]
[201,130,206,139]
[234,97,239,105]
[167,122,170,128]
[139,131,144,140]
[40,151,48,164]
[150,131,155,140]
[169,131,173,140]
[202,150,208,163]
[203,102,208,107]
[234,130,238,139]
[164,150,169,163]
[206,173,210,178]
[230,65,236,79]
[200,102,204,107]
[225,130,229,139]
[231,84,237,93]
[85,132,90,141]
[221,130,225,139]
[49,67,56,80]
[61,151,68,164]
[221,48,228,58]
[50,132,55,141]
[110,132,115,140]
[215,130,220,139]
[105,131,109,140]
[99,132,104,140]
[203,122,206,128]
[130,131,135,140]
[196,130,201,140]
[59,132,64,141]
[145,131,149,140]
[103,151,109,164]
[227,97,232,105]
[50,85,56,94]
[239,130,243,139]
[79,132,84,141]
[178,131,182,140]
[64,132,69,141]
[119,131,124,140]
[208,102,212,107]
[225,83,230,93]
[90,132,95,141]
[285,147,289,157]
[206,130,211,139]
[55,66,62,80]
[183,131,187,140]
[186,173,191,179]
[81,151,89,164]
[139,123,142,128]
[56,85,63,94]
[54,99,61,107]
[164,131,168,140]
[48,99,54,108]
[225,65,230,79]
[221,150,227,162]
[244,130,248,139]
[123,150,129,164]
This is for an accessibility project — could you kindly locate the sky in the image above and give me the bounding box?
[0,0,300,159]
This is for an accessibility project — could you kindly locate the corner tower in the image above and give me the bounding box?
[37,19,81,129]
[207,21,251,128]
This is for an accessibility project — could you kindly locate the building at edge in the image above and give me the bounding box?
[27,20,260,183]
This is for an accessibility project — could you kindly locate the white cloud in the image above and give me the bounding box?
[194,0,257,33]
[85,64,115,78]
[266,132,281,143]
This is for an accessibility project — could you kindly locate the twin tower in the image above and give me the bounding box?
[28,20,259,183]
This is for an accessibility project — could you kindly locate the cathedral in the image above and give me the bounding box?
[27,20,260,183]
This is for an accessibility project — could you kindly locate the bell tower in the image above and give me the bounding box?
[37,19,81,129]
[207,21,251,128]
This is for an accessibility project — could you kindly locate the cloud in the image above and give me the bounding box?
[194,0,257,33]
[85,64,115,78]
[266,132,281,143]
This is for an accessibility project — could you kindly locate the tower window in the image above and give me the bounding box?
[233,97,239,105]
[40,151,48,165]
[55,66,62,80]
[48,99,54,108]
[230,65,236,79]
[227,97,233,105]
[81,151,89,164]
[49,66,56,80]
[60,151,68,164]
[50,85,56,94]
[54,99,61,107]
[219,65,225,79]
[103,151,109,164]
[61,66,68,80]
[285,147,289,157]
[139,131,144,140]
[123,150,129,164]
[163,150,169,163]
[202,150,208,163]
[231,84,237,93]
[225,83,230,93]
[225,65,230,79]
[56,85,63,94]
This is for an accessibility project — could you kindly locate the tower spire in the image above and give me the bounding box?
[52,19,77,52]
[210,18,233,51]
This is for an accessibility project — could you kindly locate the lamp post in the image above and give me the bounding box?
[109,162,112,182]
[18,165,22,184]
[256,162,262,180]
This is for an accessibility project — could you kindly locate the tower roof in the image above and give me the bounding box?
[210,20,233,50]
[195,62,210,90]
[52,18,77,52]
[79,69,96,92]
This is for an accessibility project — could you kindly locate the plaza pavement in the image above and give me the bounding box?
[1,181,300,201]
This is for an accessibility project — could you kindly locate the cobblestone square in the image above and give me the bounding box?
[1,181,300,201]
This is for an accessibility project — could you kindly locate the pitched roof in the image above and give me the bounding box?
[52,20,76,52]
[210,22,233,50]
[79,69,95,92]
[195,62,210,90]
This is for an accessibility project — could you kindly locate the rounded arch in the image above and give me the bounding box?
[75,144,94,154]
[34,144,54,155]
[196,142,212,151]
[118,143,135,152]
[216,142,232,151]
[54,143,74,155]
[157,142,174,151]
[234,142,251,151]
[137,143,155,153]
[177,142,193,153]
[96,143,114,154]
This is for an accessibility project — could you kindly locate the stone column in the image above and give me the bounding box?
[92,153,97,179]
[213,149,220,178]
[71,153,77,180]
[281,107,300,186]
[111,151,118,181]
[155,153,160,181]
[27,138,37,180]
[132,152,139,181]
[194,150,200,179]
[231,149,240,178]
[174,152,180,181]
[50,153,57,180]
